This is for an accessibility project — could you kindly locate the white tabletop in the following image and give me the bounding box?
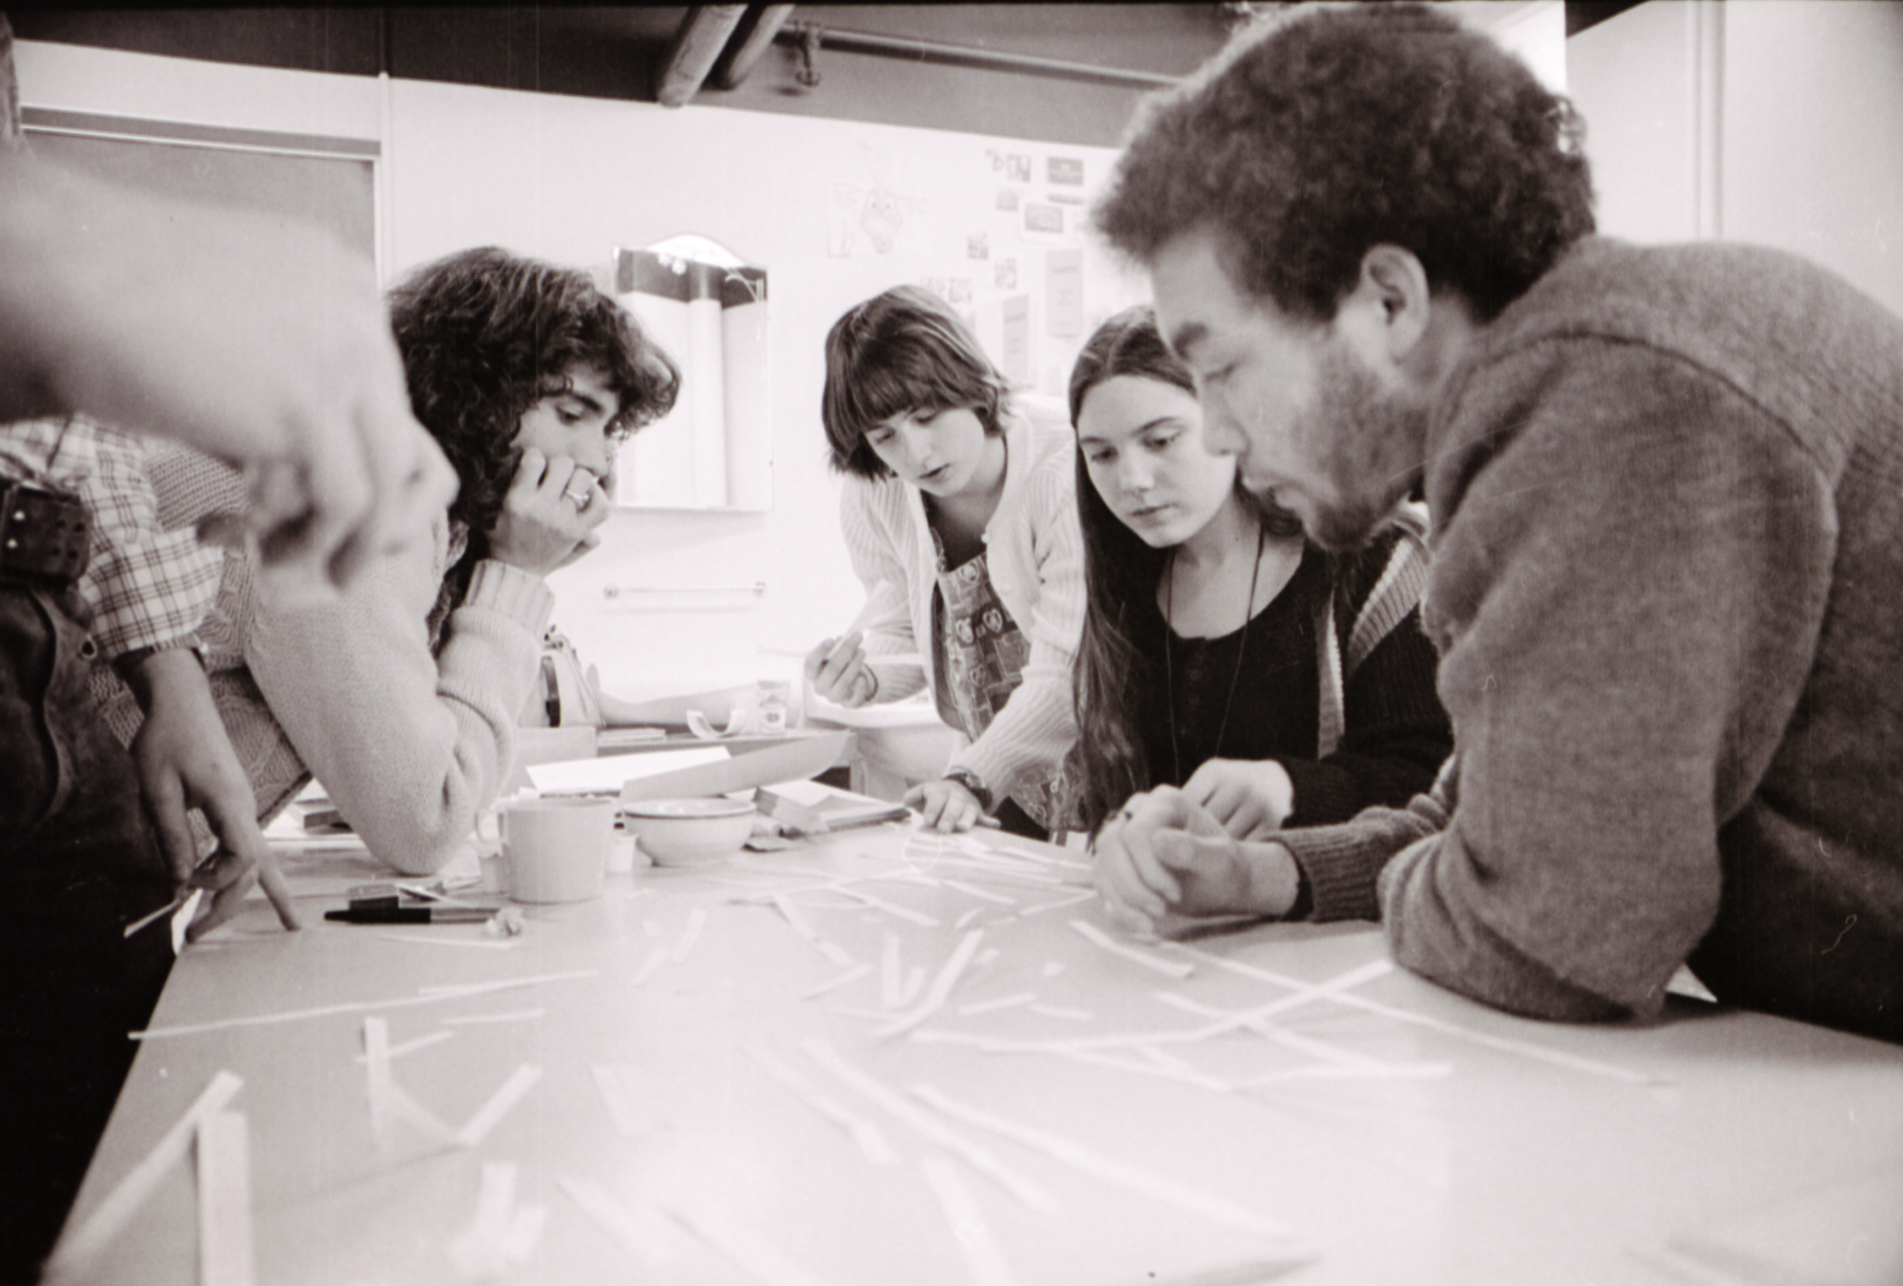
[53,822,1903,1286]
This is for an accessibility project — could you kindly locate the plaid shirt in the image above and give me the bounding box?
[2,416,224,659]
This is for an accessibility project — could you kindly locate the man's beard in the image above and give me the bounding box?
[1250,339,1426,554]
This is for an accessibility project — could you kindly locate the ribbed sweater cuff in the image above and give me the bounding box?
[1278,827,1385,923]
[462,560,554,637]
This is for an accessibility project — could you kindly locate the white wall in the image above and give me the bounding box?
[1567,1,1703,243]
[1569,0,1903,319]
[16,38,1145,701]
[1720,0,1903,318]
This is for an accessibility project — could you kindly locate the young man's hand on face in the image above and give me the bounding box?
[485,448,609,577]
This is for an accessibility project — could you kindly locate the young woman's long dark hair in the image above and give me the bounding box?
[1062,305,1299,835]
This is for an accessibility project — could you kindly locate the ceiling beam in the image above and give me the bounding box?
[657,5,749,108]
[711,5,797,92]
[776,23,1183,91]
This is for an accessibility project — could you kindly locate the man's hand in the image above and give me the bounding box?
[904,775,985,833]
[804,631,876,707]
[484,449,608,577]
[2,155,458,603]
[126,648,300,940]
[1092,785,1301,937]
[1181,758,1294,840]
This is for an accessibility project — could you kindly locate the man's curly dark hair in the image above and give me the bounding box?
[387,246,680,574]
[1095,3,1595,323]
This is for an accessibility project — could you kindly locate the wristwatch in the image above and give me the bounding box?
[940,767,993,813]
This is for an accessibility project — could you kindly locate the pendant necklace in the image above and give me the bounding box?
[1164,521,1266,784]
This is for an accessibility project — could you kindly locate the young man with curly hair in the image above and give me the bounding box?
[1090,3,1903,1044]
[90,246,680,878]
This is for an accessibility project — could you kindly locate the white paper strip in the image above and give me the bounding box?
[194,1109,254,1286]
[134,971,598,1040]
[672,908,709,964]
[632,946,671,987]
[447,1162,546,1277]
[837,885,939,927]
[124,893,184,939]
[958,992,1035,1017]
[1068,920,1195,979]
[1232,1062,1453,1087]
[911,1085,1295,1242]
[383,1080,459,1146]
[876,930,986,1039]
[1156,991,1400,1069]
[592,1064,654,1139]
[440,1008,544,1026]
[745,1046,899,1167]
[919,1155,1017,1286]
[376,933,518,950]
[363,1016,396,1148]
[353,1028,455,1063]
[771,892,856,968]
[171,889,205,955]
[942,880,1018,906]
[49,1070,244,1270]
[1028,1004,1091,1022]
[802,1038,1057,1212]
[560,1176,672,1266]
[1181,947,1659,1085]
[457,1064,543,1147]
[416,969,602,997]
[1010,890,1096,918]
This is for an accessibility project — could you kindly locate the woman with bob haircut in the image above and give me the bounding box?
[806,284,1083,835]
[1065,305,1450,860]
[93,246,680,876]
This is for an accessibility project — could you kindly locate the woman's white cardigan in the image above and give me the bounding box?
[837,400,1084,813]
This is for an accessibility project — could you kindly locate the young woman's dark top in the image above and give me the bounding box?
[1132,530,1451,827]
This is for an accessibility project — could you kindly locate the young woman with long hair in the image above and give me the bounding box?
[1065,305,1450,858]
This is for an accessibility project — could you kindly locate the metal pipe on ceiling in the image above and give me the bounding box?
[711,4,797,91]
[773,24,1183,92]
[657,4,749,108]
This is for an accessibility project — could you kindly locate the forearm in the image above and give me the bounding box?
[251,550,549,875]
[1277,768,1454,922]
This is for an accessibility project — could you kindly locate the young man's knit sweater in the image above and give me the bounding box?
[1278,237,1903,1043]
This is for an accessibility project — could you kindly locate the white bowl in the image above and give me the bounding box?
[623,797,757,867]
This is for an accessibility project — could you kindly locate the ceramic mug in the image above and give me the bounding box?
[500,797,615,903]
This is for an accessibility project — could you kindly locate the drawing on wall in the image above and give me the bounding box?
[996,188,1020,213]
[826,144,924,258]
[1007,154,1032,182]
[995,257,1018,290]
[967,231,990,260]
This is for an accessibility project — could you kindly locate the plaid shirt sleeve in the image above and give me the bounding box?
[57,417,225,660]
